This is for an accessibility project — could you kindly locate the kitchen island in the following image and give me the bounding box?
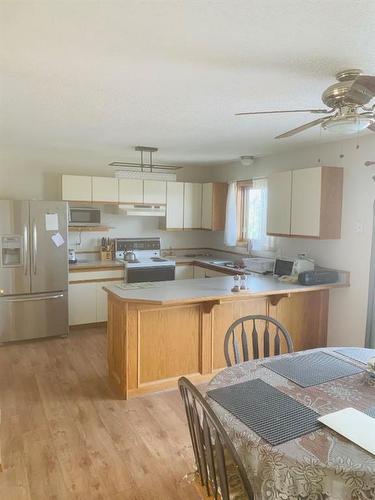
[104,274,349,399]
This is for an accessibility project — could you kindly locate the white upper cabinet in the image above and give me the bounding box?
[62,175,92,202]
[291,167,321,237]
[267,166,343,239]
[92,177,118,203]
[143,180,167,204]
[166,181,184,229]
[184,183,202,229]
[119,179,143,203]
[267,171,292,236]
[201,183,213,229]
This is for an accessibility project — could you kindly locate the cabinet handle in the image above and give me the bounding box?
[24,224,28,275]
[32,219,37,275]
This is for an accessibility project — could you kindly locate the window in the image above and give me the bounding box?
[237,178,272,250]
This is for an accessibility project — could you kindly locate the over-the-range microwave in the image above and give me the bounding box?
[69,207,101,226]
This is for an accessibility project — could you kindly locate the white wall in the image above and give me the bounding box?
[209,134,375,347]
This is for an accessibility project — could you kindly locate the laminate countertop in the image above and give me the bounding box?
[104,274,349,306]
[69,260,124,271]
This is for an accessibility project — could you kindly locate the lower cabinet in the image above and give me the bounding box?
[175,265,194,280]
[69,280,123,325]
[69,282,97,325]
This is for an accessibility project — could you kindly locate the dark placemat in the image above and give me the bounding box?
[334,347,375,365]
[364,406,375,418]
[207,378,321,446]
[262,351,364,388]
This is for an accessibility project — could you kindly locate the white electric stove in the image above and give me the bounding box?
[115,237,175,283]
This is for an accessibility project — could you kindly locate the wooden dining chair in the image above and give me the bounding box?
[224,314,294,367]
[178,377,254,500]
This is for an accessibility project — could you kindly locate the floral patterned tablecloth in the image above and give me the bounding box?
[207,348,375,500]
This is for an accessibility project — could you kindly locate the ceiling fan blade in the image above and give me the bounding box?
[275,117,330,139]
[346,75,375,105]
[368,122,375,132]
[235,109,329,116]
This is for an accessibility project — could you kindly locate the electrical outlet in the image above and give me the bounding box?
[354,221,364,233]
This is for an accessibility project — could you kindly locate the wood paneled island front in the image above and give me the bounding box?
[104,275,348,399]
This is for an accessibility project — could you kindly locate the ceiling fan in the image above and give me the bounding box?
[236,69,375,138]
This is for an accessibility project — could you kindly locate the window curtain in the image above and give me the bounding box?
[365,202,375,348]
[224,182,237,246]
[243,178,271,251]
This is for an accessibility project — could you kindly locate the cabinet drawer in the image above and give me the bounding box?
[69,269,124,282]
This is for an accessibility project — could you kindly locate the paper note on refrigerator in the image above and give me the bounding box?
[51,232,64,247]
[45,213,59,231]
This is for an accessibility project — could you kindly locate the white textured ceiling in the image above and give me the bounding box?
[1,0,375,166]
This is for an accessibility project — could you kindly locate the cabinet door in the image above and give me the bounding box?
[96,280,123,322]
[193,265,207,278]
[201,183,213,229]
[62,175,92,202]
[119,179,143,204]
[166,182,184,229]
[291,167,321,237]
[144,180,166,204]
[184,183,202,229]
[68,282,97,325]
[92,177,118,203]
[267,171,292,235]
[175,265,194,280]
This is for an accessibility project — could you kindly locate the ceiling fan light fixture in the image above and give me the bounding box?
[322,115,373,134]
[240,155,256,166]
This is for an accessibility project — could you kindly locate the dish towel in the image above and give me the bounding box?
[224,182,237,246]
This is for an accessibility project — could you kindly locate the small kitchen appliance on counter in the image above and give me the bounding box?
[242,257,274,274]
[69,248,77,264]
[115,237,175,283]
[298,269,339,286]
[292,254,315,276]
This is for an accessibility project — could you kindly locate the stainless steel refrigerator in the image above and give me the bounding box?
[0,200,69,342]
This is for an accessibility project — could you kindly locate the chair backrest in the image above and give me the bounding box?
[178,377,254,500]
[224,314,294,367]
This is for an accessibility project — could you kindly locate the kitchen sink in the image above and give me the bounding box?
[209,260,234,266]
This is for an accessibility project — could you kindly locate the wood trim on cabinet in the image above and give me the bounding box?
[212,182,228,231]
[69,277,123,284]
[69,266,122,272]
[319,166,343,239]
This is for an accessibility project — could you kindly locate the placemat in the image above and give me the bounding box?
[207,378,321,446]
[364,406,375,418]
[262,351,364,387]
[334,347,375,365]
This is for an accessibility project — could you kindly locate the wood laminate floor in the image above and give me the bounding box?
[0,327,201,500]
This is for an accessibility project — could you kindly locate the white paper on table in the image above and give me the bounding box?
[51,232,64,247]
[45,213,59,231]
[318,408,375,456]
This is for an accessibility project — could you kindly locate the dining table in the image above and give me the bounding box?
[207,347,375,500]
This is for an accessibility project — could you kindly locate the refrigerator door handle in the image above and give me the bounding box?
[32,219,37,275]
[1,293,64,303]
[23,224,28,275]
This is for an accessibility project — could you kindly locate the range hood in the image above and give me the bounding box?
[119,204,166,217]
